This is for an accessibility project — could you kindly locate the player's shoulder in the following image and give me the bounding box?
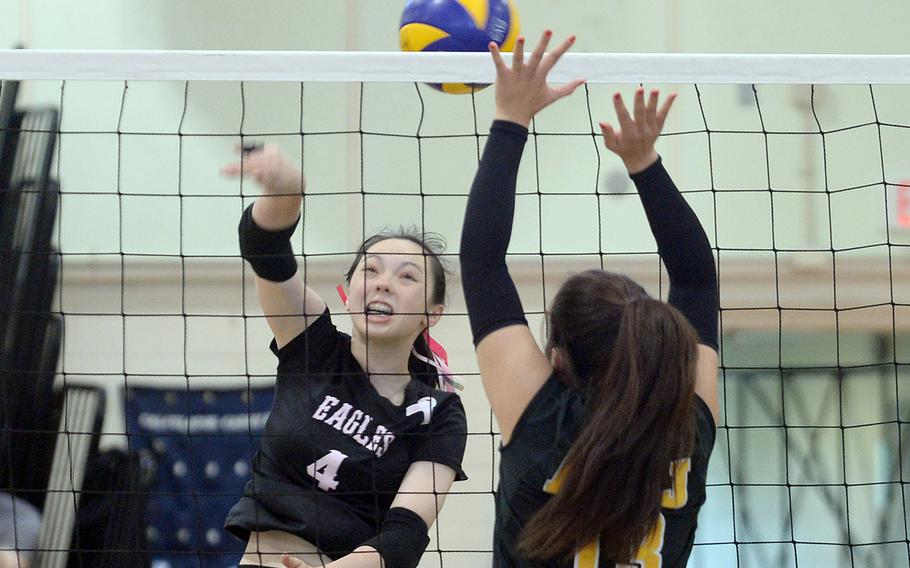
[692,394,717,461]
[271,308,351,371]
[398,381,465,429]
[693,395,716,435]
[505,374,582,446]
[406,381,464,411]
[523,374,580,420]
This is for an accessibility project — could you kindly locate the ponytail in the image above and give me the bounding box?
[518,273,699,563]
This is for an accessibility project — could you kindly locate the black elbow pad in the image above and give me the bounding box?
[363,507,430,568]
[237,203,299,282]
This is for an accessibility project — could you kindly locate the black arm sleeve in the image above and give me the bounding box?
[238,203,300,282]
[631,159,719,350]
[459,120,530,345]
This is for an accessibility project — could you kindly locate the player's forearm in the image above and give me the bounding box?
[631,158,712,284]
[251,193,302,231]
[631,158,718,348]
[459,120,527,269]
[322,546,383,568]
[459,120,530,345]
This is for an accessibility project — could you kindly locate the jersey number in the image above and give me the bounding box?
[628,458,691,568]
[306,450,349,491]
[543,458,692,568]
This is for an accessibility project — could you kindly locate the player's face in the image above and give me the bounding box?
[346,238,443,345]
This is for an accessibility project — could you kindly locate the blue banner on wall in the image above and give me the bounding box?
[125,386,273,568]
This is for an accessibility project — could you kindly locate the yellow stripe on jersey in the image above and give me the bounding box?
[399,23,451,52]
[453,0,489,31]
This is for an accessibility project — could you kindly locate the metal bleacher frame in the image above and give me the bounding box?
[0,79,61,505]
[0,79,108,568]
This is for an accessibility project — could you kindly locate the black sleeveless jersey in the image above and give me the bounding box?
[225,309,468,558]
[493,375,715,568]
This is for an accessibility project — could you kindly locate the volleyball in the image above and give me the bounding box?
[399,0,520,94]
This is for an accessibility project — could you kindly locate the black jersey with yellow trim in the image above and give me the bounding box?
[225,308,468,559]
[493,375,715,568]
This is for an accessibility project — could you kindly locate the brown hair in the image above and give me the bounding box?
[518,270,699,563]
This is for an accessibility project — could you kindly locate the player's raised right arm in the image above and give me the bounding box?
[223,144,326,349]
[459,32,582,444]
[600,90,719,423]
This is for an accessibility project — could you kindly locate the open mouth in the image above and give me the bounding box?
[365,301,394,322]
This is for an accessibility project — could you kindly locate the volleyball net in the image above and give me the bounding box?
[1,50,910,568]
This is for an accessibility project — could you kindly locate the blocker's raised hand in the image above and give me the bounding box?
[600,88,676,174]
[489,30,584,128]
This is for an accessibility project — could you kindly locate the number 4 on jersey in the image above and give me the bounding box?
[306,450,349,491]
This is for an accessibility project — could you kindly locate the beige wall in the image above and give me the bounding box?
[5,1,910,258]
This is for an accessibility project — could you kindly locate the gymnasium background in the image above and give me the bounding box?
[2,1,910,567]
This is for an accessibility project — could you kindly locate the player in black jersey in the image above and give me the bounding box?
[219,145,468,568]
[459,32,719,567]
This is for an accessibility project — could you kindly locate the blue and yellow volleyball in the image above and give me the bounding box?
[399,0,520,94]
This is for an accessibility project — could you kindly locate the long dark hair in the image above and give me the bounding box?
[344,227,450,388]
[518,270,699,563]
